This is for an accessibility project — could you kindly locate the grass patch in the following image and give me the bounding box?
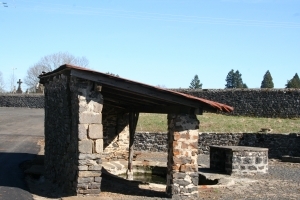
[136,113,300,133]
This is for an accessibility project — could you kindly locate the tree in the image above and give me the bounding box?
[286,73,300,88]
[0,71,5,93]
[234,70,244,88]
[225,69,235,88]
[243,83,248,88]
[260,70,274,88]
[189,75,202,89]
[24,52,89,91]
[225,69,247,88]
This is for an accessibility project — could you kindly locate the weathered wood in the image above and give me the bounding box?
[126,111,139,180]
[70,69,204,108]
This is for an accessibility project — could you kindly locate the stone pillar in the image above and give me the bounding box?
[70,78,104,195]
[166,114,199,198]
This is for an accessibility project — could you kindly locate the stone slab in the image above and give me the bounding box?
[210,145,268,152]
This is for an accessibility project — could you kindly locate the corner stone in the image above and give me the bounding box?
[89,124,103,139]
[79,140,93,153]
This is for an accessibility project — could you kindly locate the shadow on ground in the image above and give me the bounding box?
[21,155,168,199]
[0,152,38,200]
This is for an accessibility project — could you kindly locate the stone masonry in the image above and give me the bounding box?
[102,107,130,162]
[44,75,104,195]
[44,74,77,195]
[210,145,268,175]
[70,77,104,195]
[166,114,199,198]
[174,88,300,118]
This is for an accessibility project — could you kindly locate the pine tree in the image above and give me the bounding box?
[261,70,274,88]
[225,69,247,88]
[234,70,244,88]
[225,69,235,88]
[286,73,300,88]
[189,75,202,89]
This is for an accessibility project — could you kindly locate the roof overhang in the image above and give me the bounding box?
[39,65,233,114]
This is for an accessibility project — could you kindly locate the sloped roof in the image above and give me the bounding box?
[39,64,233,114]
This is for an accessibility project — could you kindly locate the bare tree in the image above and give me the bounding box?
[0,71,5,93]
[24,52,89,91]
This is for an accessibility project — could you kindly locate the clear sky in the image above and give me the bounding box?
[0,0,299,91]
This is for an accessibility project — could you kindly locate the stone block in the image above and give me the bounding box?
[248,165,257,170]
[95,177,102,183]
[95,139,103,153]
[88,165,102,170]
[79,140,93,153]
[79,153,102,160]
[256,157,263,164]
[79,112,102,124]
[174,132,180,141]
[78,124,88,140]
[78,177,94,183]
[78,166,88,171]
[78,189,101,194]
[77,183,89,190]
[78,171,101,177]
[88,182,101,189]
[91,102,103,113]
[88,124,103,139]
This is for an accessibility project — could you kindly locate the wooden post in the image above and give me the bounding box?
[126,111,139,180]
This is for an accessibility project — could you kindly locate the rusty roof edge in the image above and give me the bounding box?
[39,64,234,113]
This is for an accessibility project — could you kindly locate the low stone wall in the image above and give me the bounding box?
[134,132,300,159]
[0,94,44,108]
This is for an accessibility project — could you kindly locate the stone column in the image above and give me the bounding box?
[166,113,199,198]
[71,78,104,195]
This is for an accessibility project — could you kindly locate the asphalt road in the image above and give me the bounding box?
[0,107,44,200]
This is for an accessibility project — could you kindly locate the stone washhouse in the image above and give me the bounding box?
[39,64,233,199]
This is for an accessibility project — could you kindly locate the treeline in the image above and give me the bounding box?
[189,70,300,89]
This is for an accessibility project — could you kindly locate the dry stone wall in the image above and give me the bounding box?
[172,88,300,118]
[0,94,44,108]
[2,88,300,118]
[134,132,300,158]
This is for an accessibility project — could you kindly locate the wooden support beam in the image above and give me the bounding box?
[126,111,139,180]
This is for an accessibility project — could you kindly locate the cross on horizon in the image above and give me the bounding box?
[17,79,22,87]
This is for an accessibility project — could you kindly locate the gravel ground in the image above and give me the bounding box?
[24,152,300,200]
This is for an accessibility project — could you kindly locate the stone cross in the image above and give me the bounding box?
[16,79,23,93]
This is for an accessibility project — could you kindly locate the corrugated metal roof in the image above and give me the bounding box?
[39,64,233,113]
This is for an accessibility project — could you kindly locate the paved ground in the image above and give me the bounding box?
[1,107,300,200]
[0,107,44,200]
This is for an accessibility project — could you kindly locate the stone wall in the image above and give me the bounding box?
[134,132,300,158]
[102,105,130,162]
[0,94,44,108]
[2,88,300,118]
[173,88,300,118]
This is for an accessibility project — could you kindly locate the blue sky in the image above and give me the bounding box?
[0,0,299,91]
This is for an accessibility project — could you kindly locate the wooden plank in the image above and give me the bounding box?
[127,111,139,180]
